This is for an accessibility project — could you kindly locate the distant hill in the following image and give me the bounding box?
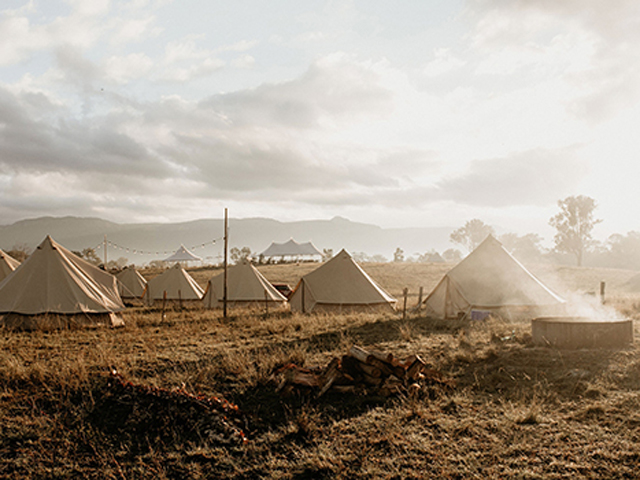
[0,216,455,265]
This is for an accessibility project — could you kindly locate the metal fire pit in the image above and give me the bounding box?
[532,316,633,349]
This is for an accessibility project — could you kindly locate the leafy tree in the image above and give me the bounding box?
[450,219,495,252]
[106,257,129,270]
[442,248,462,263]
[73,248,101,265]
[322,248,334,261]
[352,252,369,263]
[549,195,601,267]
[352,252,387,263]
[393,247,404,262]
[499,233,544,263]
[416,250,445,263]
[230,246,252,264]
[601,232,640,270]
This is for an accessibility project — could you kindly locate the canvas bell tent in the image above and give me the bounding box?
[0,236,125,329]
[423,235,564,320]
[0,249,20,282]
[289,249,397,313]
[203,260,288,309]
[144,263,204,306]
[116,266,147,300]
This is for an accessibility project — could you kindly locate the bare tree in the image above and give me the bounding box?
[7,243,32,262]
[549,195,601,267]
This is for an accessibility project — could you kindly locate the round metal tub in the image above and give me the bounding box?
[532,316,633,349]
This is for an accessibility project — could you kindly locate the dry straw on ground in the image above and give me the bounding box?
[1,262,640,478]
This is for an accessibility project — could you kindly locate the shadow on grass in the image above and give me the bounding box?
[442,340,631,401]
[267,314,468,356]
[236,381,390,436]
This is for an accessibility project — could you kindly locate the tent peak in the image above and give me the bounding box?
[38,235,57,250]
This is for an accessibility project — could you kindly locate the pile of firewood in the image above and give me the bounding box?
[271,345,454,398]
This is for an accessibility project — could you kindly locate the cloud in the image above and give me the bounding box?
[216,40,259,53]
[467,0,640,121]
[478,0,640,43]
[200,53,394,128]
[0,9,49,66]
[0,86,163,178]
[423,48,467,77]
[107,15,161,46]
[0,1,163,67]
[105,53,155,84]
[435,147,587,207]
[54,45,104,92]
[0,50,410,220]
[155,36,226,82]
[231,55,255,69]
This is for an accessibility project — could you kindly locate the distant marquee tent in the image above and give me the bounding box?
[260,239,323,261]
[163,245,202,263]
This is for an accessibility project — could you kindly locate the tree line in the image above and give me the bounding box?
[448,195,607,267]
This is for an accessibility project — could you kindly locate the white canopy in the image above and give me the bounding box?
[163,245,202,262]
[260,239,322,258]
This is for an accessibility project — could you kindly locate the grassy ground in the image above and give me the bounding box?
[1,262,640,478]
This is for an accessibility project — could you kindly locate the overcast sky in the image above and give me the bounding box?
[1,0,639,242]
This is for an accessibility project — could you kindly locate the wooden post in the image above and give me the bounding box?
[178,289,182,310]
[103,234,107,268]
[161,290,167,321]
[402,287,408,320]
[600,281,606,305]
[416,286,423,312]
[301,279,306,314]
[264,290,269,318]
[223,208,228,319]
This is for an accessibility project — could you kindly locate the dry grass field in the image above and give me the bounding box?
[1,261,640,479]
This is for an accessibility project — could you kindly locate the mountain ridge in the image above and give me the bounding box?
[0,216,455,264]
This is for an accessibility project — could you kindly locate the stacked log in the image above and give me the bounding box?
[271,345,454,398]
